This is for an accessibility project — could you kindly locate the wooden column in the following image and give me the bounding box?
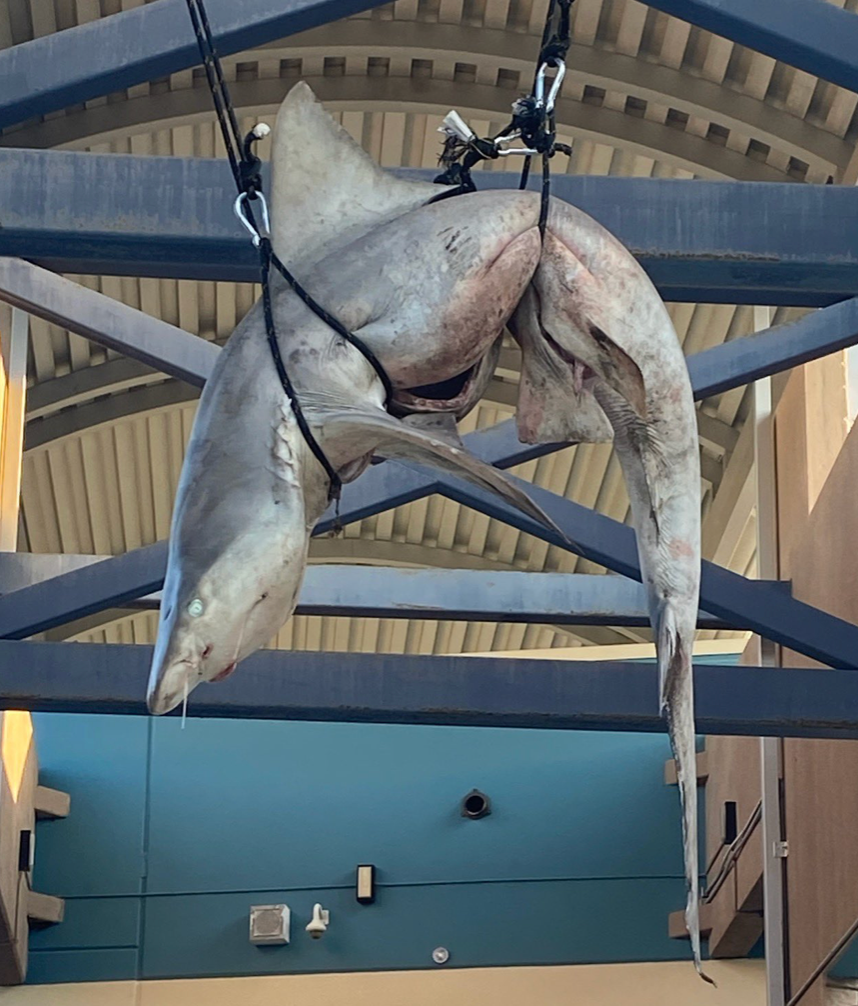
[776,352,858,1006]
[0,308,26,553]
[687,352,849,980]
[0,308,31,984]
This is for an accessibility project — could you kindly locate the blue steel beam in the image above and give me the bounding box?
[0,258,217,388]
[0,0,390,132]
[7,259,856,400]
[420,456,858,671]
[1,150,857,304]
[687,296,858,399]
[2,418,858,670]
[0,641,855,739]
[644,0,858,96]
[0,552,767,629]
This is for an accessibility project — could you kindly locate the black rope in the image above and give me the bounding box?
[268,250,394,406]
[520,0,559,191]
[259,240,343,502]
[184,0,393,509]
[185,0,243,190]
[433,0,574,233]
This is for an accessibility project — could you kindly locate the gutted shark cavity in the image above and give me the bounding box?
[395,363,478,414]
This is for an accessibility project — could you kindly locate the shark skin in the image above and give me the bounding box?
[147,191,552,714]
[523,197,707,982]
[147,81,705,979]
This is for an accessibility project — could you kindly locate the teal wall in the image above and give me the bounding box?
[29,713,702,983]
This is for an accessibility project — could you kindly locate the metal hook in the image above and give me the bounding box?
[545,61,566,113]
[534,60,566,113]
[233,191,270,248]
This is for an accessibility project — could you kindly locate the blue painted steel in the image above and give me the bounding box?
[2,150,857,304]
[645,0,858,96]
[27,949,139,985]
[6,251,857,400]
[32,716,149,898]
[0,0,390,131]
[687,296,858,399]
[0,552,778,628]
[429,460,858,671]
[0,258,218,389]
[2,419,858,668]
[6,642,858,737]
[140,880,686,979]
[28,710,689,982]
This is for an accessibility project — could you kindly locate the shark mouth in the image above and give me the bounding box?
[392,363,480,417]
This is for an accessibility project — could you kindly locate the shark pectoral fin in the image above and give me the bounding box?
[511,287,613,445]
[270,83,453,269]
[586,322,648,421]
[534,233,648,421]
[305,405,560,537]
[401,412,465,449]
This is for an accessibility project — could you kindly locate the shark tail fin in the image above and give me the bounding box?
[659,608,716,986]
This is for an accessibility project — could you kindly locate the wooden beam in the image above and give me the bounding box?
[26,891,64,926]
[0,309,26,553]
[33,785,70,821]
[664,751,710,786]
[710,910,764,959]
[668,904,713,941]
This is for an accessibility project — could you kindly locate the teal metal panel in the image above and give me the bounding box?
[829,937,858,979]
[28,898,140,951]
[32,714,149,896]
[29,715,704,982]
[27,949,139,985]
[141,879,687,979]
[146,721,679,894]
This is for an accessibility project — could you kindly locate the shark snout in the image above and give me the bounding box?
[146,656,198,716]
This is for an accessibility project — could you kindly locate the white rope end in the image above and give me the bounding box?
[252,122,271,139]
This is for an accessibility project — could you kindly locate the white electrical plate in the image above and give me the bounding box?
[249,904,290,945]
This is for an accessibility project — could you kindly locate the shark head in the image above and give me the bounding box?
[146,520,311,715]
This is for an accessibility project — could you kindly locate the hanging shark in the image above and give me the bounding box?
[146,83,705,979]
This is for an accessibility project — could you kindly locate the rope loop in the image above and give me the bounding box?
[430,0,575,222]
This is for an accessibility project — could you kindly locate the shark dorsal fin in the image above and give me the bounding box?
[270,82,452,268]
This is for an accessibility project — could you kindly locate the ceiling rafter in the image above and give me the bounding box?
[1,75,792,182]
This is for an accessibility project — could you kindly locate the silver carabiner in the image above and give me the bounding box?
[545,61,566,113]
[233,190,271,248]
[534,60,566,114]
[534,63,547,106]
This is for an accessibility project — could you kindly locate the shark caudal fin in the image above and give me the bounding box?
[593,386,707,982]
[270,82,454,269]
[303,403,561,537]
[659,611,715,986]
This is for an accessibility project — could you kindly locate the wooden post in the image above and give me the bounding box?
[688,344,849,983]
[0,308,26,553]
[0,308,30,985]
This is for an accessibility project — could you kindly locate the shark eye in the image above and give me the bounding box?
[188,599,204,617]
